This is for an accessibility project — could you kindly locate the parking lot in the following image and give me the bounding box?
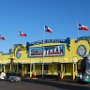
[0,79,90,90]
[0,80,62,90]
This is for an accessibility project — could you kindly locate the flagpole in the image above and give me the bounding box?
[77,23,79,41]
[18,31,21,45]
[42,26,45,79]
[76,22,79,63]
[17,32,20,74]
[17,31,21,74]
[0,35,5,72]
[41,25,52,78]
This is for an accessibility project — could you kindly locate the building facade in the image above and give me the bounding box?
[0,37,90,80]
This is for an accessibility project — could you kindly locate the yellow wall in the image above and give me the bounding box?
[14,39,90,64]
[48,64,58,75]
[0,38,90,78]
[4,39,87,65]
[1,54,11,64]
[15,45,30,64]
[29,41,75,63]
[0,39,90,64]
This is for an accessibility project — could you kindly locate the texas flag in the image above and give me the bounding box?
[0,35,5,40]
[79,24,88,31]
[19,31,27,37]
[45,25,52,33]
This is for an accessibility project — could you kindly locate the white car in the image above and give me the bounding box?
[0,72,6,80]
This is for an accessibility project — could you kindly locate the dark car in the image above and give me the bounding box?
[6,73,21,82]
[22,74,30,79]
[77,54,90,83]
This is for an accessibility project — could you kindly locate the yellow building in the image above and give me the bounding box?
[0,37,90,80]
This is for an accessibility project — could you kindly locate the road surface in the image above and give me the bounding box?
[0,80,90,90]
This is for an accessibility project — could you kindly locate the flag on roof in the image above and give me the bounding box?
[45,25,52,33]
[79,24,88,31]
[19,31,27,37]
[0,35,5,40]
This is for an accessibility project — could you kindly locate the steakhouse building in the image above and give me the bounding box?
[0,37,90,80]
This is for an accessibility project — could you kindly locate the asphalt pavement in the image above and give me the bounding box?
[0,79,90,90]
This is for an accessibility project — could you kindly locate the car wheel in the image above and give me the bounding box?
[11,78,14,82]
[16,79,18,82]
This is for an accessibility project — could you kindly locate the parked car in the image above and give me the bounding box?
[22,74,30,79]
[0,72,6,80]
[77,54,90,83]
[6,73,21,82]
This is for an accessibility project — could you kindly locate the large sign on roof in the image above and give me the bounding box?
[28,44,65,57]
[27,37,70,46]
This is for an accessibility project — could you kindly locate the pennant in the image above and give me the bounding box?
[79,24,88,31]
[45,25,52,33]
[19,31,27,37]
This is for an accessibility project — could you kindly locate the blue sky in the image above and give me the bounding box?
[0,0,90,53]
